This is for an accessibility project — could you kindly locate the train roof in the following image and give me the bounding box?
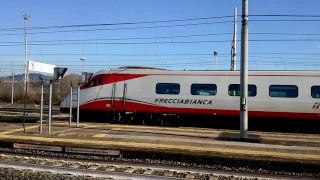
[92,66,320,76]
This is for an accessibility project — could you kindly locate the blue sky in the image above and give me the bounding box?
[0,0,320,77]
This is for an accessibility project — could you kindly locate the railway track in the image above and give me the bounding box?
[1,105,320,134]
[0,151,315,180]
[0,108,60,114]
[0,107,60,113]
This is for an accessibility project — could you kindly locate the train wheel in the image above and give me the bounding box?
[111,113,122,124]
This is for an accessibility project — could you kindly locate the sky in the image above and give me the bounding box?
[0,0,320,77]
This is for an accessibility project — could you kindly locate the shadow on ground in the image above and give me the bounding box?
[216,132,262,143]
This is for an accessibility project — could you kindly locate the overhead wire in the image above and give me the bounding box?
[0,20,235,36]
[3,55,320,64]
[2,39,320,47]
[0,15,235,32]
[250,19,320,22]
[248,14,320,17]
[2,61,320,69]
[2,52,320,56]
[3,32,320,44]
[0,14,320,32]
[0,33,235,44]
[0,14,319,73]
[0,19,318,37]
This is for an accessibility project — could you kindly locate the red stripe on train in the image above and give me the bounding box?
[81,74,148,89]
[130,74,320,77]
[76,100,320,120]
[103,74,148,84]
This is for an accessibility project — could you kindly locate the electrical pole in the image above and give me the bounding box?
[213,51,218,70]
[240,0,248,140]
[11,61,14,105]
[23,14,30,133]
[231,7,237,71]
[23,14,30,93]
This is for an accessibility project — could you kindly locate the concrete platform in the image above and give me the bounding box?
[0,122,319,164]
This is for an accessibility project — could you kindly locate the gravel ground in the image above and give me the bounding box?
[0,167,264,180]
[0,167,109,180]
[133,168,145,174]
[0,147,318,178]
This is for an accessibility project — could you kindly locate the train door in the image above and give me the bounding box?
[111,75,127,109]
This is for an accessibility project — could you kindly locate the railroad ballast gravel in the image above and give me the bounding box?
[0,147,318,178]
[0,167,107,180]
[0,154,265,180]
[0,167,261,180]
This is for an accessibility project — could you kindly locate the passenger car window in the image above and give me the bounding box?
[156,83,180,95]
[311,86,320,98]
[228,84,257,97]
[191,84,217,96]
[269,85,298,98]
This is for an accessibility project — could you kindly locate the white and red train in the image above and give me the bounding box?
[60,66,320,125]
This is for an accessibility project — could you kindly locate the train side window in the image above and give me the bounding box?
[84,77,97,89]
[228,84,257,97]
[191,84,217,96]
[311,86,320,98]
[269,85,298,98]
[156,83,180,95]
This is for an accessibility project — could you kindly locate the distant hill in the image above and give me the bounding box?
[0,73,47,81]
[0,73,80,83]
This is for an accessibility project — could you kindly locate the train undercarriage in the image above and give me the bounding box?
[62,109,320,134]
[72,110,181,127]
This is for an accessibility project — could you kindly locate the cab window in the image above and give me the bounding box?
[98,76,103,85]
[84,77,97,89]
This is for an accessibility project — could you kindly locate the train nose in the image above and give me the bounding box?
[60,93,70,113]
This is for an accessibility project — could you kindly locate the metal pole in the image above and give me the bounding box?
[69,84,73,127]
[11,61,14,104]
[214,51,218,70]
[23,14,30,93]
[81,58,86,73]
[230,42,233,71]
[48,82,53,134]
[231,7,237,71]
[22,61,29,133]
[40,83,43,134]
[22,14,30,133]
[76,83,80,127]
[58,81,61,101]
[240,0,248,140]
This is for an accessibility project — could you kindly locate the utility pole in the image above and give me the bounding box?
[23,14,30,133]
[23,14,30,93]
[11,61,14,105]
[240,0,248,140]
[231,7,237,71]
[213,51,218,70]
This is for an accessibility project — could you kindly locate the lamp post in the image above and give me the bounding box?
[214,51,218,70]
[81,58,86,73]
[23,14,30,133]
